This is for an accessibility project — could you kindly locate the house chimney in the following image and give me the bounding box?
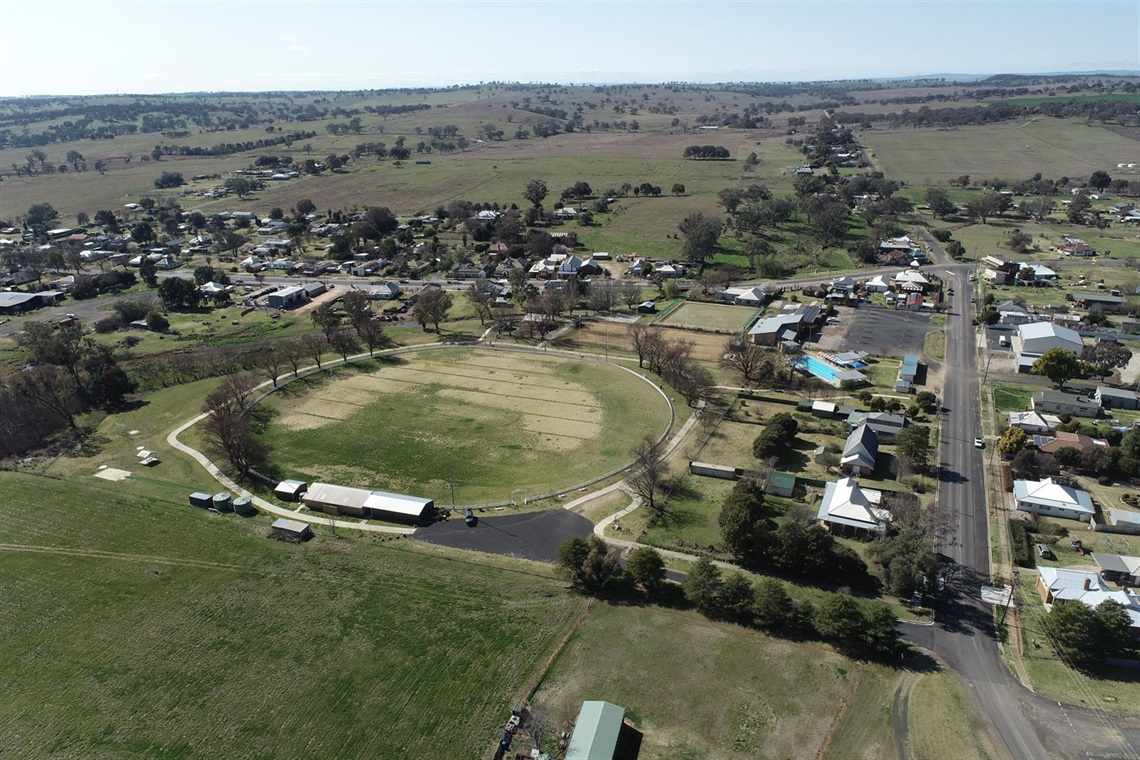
[1083,576,1091,590]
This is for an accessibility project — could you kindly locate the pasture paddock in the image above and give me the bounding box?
[861,119,1140,187]
[0,471,585,759]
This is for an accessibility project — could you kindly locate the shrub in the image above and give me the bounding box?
[94,316,122,334]
[1008,519,1034,568]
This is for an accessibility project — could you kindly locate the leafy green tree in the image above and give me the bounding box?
[677,212,721,263]
[1031,347,1082,389]
[814,594,864,646]
[752,412,799,460]
[753,578,794,630]
[556,535,617,592]
[412,288,453,332]
[145,310,170,332]
[998,427,1028,456]
[924,188,956,218]
[683,556,722,615]
[523,179,548,208]
[154,171,185,189]
[1088,171,1112,191]
[1006,229,1032,253]
[861,603,901,656]
[156,277,201,309]
[1095,600,1133,659]
[26,202,58,227]
[1081,341,1132,378]
[1047,600,1101,662]
[131,221,155,245]
[626,546,666,596]
[341,290,372,330]
[718,478,772,567]
[894,425,933,471]
[718,573,756,624]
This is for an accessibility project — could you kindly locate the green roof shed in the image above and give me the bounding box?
[566,701,625,760]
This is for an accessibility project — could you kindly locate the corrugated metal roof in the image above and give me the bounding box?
[566,701,624,760]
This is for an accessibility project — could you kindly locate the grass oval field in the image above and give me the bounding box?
[255,348,672,504]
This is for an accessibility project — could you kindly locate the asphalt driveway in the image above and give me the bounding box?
[842,307,936,357]
[413,509,593,563]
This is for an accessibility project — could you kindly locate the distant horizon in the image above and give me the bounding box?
[1,0,1137,98]
[3,70,1139,101]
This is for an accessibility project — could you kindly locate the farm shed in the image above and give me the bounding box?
[270,518,313,542]
[566,701,640,760]
[267,285,305,309]
[188,492,212,509]
[765,471,796,497]
[302,482,434,524]
[1104,509,1140,536]
[275,479,308,502]
[689,461,741,480]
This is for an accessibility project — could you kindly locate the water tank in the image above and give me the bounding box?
[233,497,254,515]
[212,492,233,512]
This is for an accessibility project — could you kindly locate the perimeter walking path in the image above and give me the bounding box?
[167,339,678,536]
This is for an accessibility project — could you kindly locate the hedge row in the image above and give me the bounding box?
[1008,519,1035,568]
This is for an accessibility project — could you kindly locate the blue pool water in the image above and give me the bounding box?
[801,355,843,384]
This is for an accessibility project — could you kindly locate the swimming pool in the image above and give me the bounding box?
[801,355,844,384]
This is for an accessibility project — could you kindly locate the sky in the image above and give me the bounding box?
[1,0,1137,96]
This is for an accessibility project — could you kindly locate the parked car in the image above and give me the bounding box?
[974,437,985,449]
[464,508,476,527]
[1036,543,1055,560]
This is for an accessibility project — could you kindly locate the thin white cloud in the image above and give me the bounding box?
[288,45,309,52]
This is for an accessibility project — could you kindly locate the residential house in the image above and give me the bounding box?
[1031,390,1101,419]
[721,286,768,307]
[1036,567,1140,638]
[845,411,909,438]
[1007,410,1061,435]
[816,477,890,536]
[557,255,583,279]
[1018,263,1058,282]
[655,263,684,278]
[1095,386,1140,411]
[864,274,891,293]
[577,258,604,276]
[830,275,857,293]
[1013,477,1095,521]
[840,423,879,475]
[1033,430,1109,457]
[892,270,931,292]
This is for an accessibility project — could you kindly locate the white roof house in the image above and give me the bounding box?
[839,422,878,475]
[1017,322,1083,356]
[817,477,890,534]
[1013,478,1095,521]
[1007,410,1060,435]
[1037,567,1140,633]
[864,274,891,293]
[893,270,930,288]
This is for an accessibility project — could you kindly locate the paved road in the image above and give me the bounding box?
[413,509,593,563]
[907,261,1140,760]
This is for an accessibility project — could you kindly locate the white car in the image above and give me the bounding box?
[974,437,984,449]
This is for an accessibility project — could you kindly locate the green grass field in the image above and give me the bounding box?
[992,383,1034,413]
[0,471,586,759]
[533,602,887,760]
[255,348,672,504]
[861,119,1139,187]
[657,301,762,332]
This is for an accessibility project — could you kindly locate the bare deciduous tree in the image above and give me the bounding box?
[628,435,668,517]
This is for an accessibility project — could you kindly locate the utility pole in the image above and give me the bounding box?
[448,446,456,509]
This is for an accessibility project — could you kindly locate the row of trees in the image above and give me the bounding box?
[682,145,732,160]
[555,535,900,659]
[627,324,715,407]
